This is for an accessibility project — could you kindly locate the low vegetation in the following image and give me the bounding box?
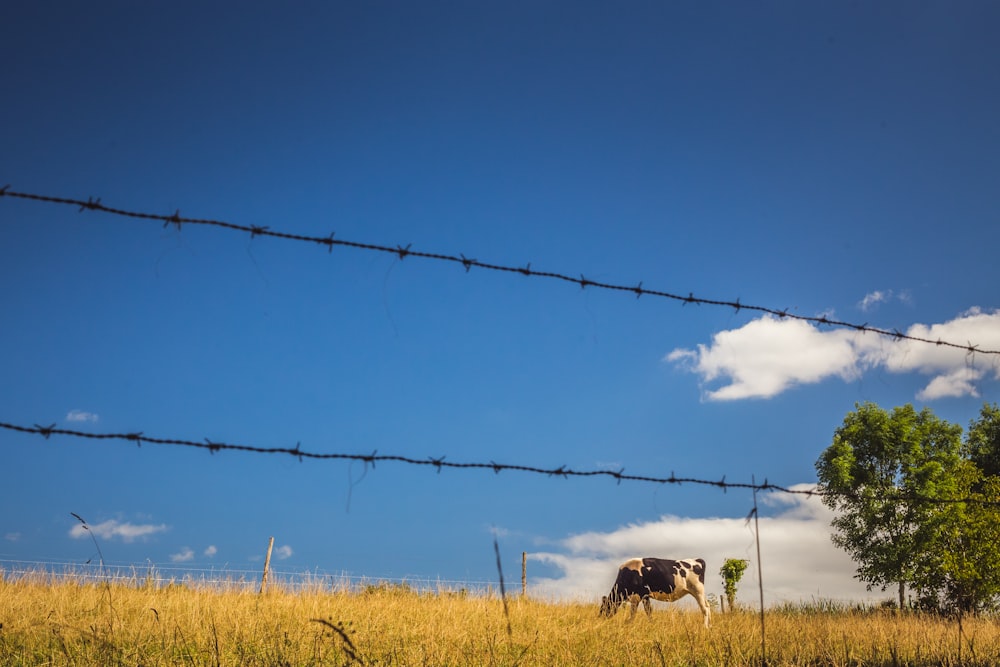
[3,573,1000,666]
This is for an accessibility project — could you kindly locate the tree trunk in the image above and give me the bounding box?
[898,581,905,610]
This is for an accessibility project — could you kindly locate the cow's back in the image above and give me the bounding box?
[611,558,646,597]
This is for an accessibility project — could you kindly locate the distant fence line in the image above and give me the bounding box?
[3,186,995,357]
[0,558,496,594]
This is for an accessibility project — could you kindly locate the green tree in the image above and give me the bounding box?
[909,465,1000,614]
[963,403,1000,481]
[719,558,749,612]
[815,402,963,609]
[911,404,1000,614]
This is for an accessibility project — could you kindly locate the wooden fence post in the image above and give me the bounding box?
[259,536,275,594]
[521,552,527,596]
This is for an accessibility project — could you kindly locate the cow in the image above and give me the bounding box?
[600,557,711,628]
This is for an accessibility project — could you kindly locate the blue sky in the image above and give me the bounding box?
[2,2,999,608]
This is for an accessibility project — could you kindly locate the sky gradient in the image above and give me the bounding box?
[2,2,999,610]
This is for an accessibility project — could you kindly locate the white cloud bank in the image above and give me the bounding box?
[528,487,882,608]
[667,308,1000,401]
[69,519,168,543]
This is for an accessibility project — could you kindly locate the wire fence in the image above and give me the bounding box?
[3,187,996,500]
[0,420,798,492]
[0,557,496,595]
[3,186,996,357]
[4,420,999,508]
[5,187,995,503]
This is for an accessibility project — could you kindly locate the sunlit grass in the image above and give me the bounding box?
[2,572,998,665]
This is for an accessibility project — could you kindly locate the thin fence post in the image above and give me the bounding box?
[522,552,527,596]
[752,477,766,666]
[259,536,274,594]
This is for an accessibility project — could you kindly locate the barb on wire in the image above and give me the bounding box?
[4,420,1000,507]
[3,188,995,356]
[165,210,182,230]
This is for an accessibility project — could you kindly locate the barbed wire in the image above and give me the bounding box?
[0,420,785,491]
[4,420,999,507]
[2,186,996,356]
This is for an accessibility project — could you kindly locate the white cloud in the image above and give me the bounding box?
[204,545,218,557]
[5,532,21,542]
[275,545,293,560]
[667,308,1000,401]
[69,519,168,543]
[666,317,863,400]
[527,487,882,607]
[66,410,99,423]
[916,367,983,401]
[858,289,913,312]
[171,547,195,563]
[877,307,1000,399]
[858,290,891,312]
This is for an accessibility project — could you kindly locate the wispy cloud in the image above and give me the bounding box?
[69,519,168,543]
[275,545,293,560]
[859,290,889,311]
[858,289,913,312]
[5,532,21,542]
[204,545,217,557]
[66,409,99,423]
[667,308,1000,401]
[171,547,195,563]
[528,487,879,606]
[490,525,511,539]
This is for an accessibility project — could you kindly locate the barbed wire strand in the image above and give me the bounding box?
[4,420,998,507]
[2,187,995,356]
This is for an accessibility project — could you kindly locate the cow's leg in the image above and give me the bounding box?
[693,591,711,628]
[626,595,640,622]
[642,597,652,618]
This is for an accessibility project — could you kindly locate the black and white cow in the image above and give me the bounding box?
[600,557,711,627]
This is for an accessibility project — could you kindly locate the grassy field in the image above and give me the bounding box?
[2,575,998,666]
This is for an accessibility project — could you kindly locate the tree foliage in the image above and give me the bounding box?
[719,558,749,611]
[910,469,1000,614]
[963,403,1000,481]
[817,402,1000,614]
[815,402,963,608]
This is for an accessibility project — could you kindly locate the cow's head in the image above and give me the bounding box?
[599,594,620,617]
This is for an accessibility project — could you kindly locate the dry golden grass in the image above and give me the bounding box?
[2,575,999,666]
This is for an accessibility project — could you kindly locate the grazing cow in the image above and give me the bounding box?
[600,557,711,628]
